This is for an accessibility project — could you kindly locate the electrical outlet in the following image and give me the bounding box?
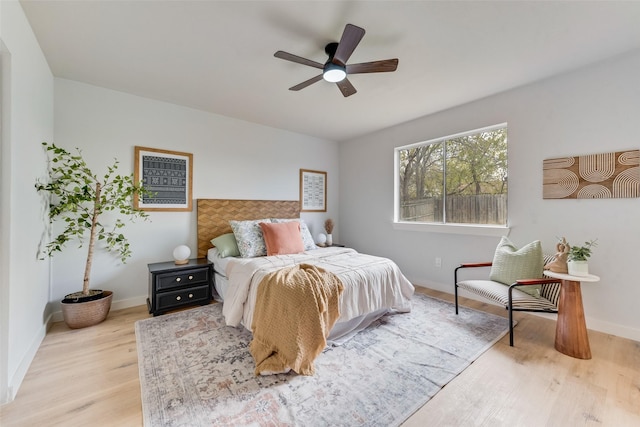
[435,257,442,268]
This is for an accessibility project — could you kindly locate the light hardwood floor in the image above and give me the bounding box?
[1,287,639,426]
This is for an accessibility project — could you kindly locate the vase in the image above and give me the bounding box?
[326,234,333,246]
[567,260,589,277]
[61,290,113,329]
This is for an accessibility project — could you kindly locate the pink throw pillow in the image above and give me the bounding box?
[259,221,305,256]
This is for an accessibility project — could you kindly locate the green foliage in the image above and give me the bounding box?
[445,129,508,196]
[398,127,507,201]
[568,239,598,262]
[398,127,507,224]
[35,142,151,293]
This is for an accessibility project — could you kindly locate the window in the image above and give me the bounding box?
[395,124,507,227]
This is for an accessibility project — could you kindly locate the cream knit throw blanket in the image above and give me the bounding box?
[249,263,344,376]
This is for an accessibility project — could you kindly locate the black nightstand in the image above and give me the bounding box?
[147,258,213,316]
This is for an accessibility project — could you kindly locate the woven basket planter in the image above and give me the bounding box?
[61,290,113,329]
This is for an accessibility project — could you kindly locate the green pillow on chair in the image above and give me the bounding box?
[489,236,544,297]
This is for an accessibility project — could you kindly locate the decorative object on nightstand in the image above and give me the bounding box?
[35,142,150,329]
[316,233,327,247]
[147,258,213,316]
[324,218,334,246]
[173,245,191,265]
[567,239,597,277]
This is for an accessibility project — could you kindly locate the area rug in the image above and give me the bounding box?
[135,293,509,427]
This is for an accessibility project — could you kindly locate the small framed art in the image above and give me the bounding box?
[134,146,193,211]
[300,169,327,212]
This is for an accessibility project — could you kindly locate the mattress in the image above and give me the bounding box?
[207,248,232,302]
[208,248,233,277]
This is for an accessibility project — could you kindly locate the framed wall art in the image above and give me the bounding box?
[543,149,639,199]
[300,169,327,212]
[134,146,193,211]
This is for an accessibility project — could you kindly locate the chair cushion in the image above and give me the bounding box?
[489,237,544,297]
[457,280,557,311]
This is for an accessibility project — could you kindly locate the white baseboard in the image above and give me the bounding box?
[415,282,640,344]
[7,296,148,404]
[585,317,640,343]
[6,315,50,403]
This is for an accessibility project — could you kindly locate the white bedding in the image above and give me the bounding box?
[219,247,415,334]
[212,272,228,301]
[208,247,233,278]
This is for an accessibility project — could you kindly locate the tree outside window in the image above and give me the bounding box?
[396,125,507,226]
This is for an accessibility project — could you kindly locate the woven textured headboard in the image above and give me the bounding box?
[197,199,300,258]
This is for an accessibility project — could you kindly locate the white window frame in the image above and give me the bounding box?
[393,124,510,237]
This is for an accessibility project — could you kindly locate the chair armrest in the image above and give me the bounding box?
[511,278,561,287]
[454,262,494,292]
[458,262,493,268]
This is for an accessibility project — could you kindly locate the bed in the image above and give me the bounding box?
[197,199,415,371]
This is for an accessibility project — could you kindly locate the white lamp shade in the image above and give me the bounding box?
[173,245,191,264]
[323,67,346,83]
[316,233,327,245]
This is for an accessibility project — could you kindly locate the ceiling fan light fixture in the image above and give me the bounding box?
[323,63,346,82]
[275,24,397,96]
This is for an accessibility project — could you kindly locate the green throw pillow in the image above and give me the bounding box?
[489,236,543,297]
[210,233,240,258]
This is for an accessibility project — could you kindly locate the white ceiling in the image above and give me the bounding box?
[19,0,640,142]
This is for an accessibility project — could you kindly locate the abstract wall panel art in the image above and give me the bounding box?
[543,149,639,199]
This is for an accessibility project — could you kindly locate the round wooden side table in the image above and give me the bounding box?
[545,271,599,359]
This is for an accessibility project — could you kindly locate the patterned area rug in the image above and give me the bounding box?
[135,293,509,426]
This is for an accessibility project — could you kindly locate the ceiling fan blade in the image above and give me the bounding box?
[289,74,324,91]
[274,51,324,70]
[336,78,357,97]
[333,24,365,65]
[347,59,399,74]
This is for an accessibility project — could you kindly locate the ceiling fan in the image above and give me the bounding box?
[274,23,399,97]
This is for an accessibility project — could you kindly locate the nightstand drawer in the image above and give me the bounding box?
[155,285,210,311]
[156,268,209,291]
[148,258,213,316]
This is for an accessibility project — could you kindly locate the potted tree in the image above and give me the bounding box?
[35,142,149,328]
[567,239,597,277]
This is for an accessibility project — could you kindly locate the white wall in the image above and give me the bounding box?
[52,78,339,313]
[339,50,640,342]
[0,0,54,404]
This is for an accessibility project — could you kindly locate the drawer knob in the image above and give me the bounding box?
[188,294,194,298]
[188,275,194,280]
[176,296,182,301]
[175,277,181,282]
